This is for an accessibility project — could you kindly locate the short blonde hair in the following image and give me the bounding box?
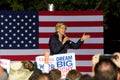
[55,22,67,32]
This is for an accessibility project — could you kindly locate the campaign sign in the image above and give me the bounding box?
[35,53,76,79]
[0,59,11,73]
[53,53,76,79]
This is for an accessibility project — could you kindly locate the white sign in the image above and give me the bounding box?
[0,59,11,73]
[36,53,76,79]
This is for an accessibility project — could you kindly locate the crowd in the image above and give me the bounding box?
[0,51,120,80]
[0,22,120,80]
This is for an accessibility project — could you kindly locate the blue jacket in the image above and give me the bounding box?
[49,32,84,55]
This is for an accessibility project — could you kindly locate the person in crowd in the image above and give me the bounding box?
[29,70,51,80]
[8,61,33,80]
[66,69,82,80]
[38,73,52,80]
[80,74,93,80]
[49,22,90,55]
[22,60,34,71]
[29,68,42,80]
[94,58,118,80]
[49,68,61,80]
[29,51,50,80]
[92,52,120,80]
[0,66,8,80]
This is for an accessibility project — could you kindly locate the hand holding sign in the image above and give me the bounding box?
[44,51,50,64]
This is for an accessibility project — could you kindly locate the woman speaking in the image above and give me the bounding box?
[49,22,90,55]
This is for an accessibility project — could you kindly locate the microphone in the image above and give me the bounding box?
[64,34,72,44]
[64,34,67,37]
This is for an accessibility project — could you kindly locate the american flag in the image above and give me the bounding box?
[0,10,103,74]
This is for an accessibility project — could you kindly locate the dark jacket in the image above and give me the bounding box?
[49,32,84,55]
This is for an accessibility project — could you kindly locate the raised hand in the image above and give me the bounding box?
[112,52,120,68]
[44,51,50,64]
[92,54,100,66]
[81,33,90,41]
[91,54,100,77]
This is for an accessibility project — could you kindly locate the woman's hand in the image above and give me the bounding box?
[62,36,69,44]
[81,33,90,41]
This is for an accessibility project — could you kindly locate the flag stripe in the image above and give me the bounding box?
[0,49,103,55]
[39,44,104,49]
[39,21,103,26]
[81,72,92,75]
[39,38,103,44]
[39,27,103,32]
[0,55,39,61]
[0,55,93,60]
[39,32,103,38]
[76,61,92,66]
[75,55,93,60]
[39,11,103,15]
[76,66,92,72]
[67,49,104,55]
[39,16,103,22]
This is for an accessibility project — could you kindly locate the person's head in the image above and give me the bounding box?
[66,69,82,80]
[49,69,61,80]
[55,22,67,36]
[29,68,42,80]
[38,73,51,80]
[22,60,34,71]
[0,66,8,80]
[94,59,118,80]
[80,74,93,80]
